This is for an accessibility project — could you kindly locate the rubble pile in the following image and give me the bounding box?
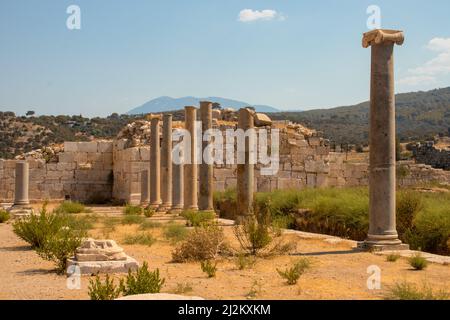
[116,120,151,147]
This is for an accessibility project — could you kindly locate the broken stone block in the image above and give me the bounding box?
[254,113,272,127]
[67,239,138,275]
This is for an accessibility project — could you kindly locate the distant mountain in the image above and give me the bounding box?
[127,96,280,114]
[269,87,450,144]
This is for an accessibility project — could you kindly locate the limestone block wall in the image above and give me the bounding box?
[412,144,450,170]
[0,141,113,203]
[112,139,149,205]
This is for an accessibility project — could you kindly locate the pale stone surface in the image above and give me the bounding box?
[67,239,138,275]
[254,113,272,127]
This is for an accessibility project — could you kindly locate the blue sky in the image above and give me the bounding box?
[1,0,450,117]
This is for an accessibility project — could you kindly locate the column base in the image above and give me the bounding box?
[358,236,409,252]
[184,206,198,211]
[148,202,162,210]
[8,205,34,218]
[157,204,172,213]
[168,206,183,215]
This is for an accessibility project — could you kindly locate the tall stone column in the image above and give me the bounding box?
[199,101,214,212]
[14,161,30,206]
[237,108,255,220]
[171,138,184,213]
[160,114,173,212]
[9,161,33,217]
[140,170,150,206]
[362,29,408,250]
[184,106,198,211]
[149,115,162,208]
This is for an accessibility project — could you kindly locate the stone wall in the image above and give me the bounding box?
[0,141,113,203]
[1,135,449,204]
[412,143,450,170]
[112,139,149,205]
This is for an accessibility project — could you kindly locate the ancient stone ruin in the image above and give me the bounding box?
[67,239,138,275]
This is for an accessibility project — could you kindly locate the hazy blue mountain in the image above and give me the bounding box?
[127,96,280,114]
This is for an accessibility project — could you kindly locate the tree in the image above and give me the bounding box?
[26,110,35,117]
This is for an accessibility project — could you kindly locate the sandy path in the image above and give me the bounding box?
[0,215,449,300]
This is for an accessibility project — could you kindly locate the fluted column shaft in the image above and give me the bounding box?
[149,116,162,208]
[160,114,173,211]
[184,106,198,210]
[199,101,214,211]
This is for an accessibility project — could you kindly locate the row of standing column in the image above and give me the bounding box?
[143,102,215,213]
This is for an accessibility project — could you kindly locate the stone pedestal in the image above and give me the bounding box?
[361,29,408,251]
[9,161,33,217]
[67,239,138,275]
[199,101,214,212]
[149,115,162,209]
[236,108,255,221]
[160,114,173,212]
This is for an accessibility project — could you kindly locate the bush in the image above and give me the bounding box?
[200,260,217,278]
[37,225,85,274]
[386,282,449,300]
[119,262,165,296]
[88,274,122,300]
[0,210,10,223]
[235,253,256,270]
[122,215,145,225]
[277,258,311,285]
[396,191,423,235]
[13,204,88,273]
[409,253,428,270]
[139,221,162,230]
[181,210,215,227]
[164,224,188,243]
[124,205,143,216]
[144,207,155,218]
[234,216,272,256]
[123,233,156,247]
[173,282,193,294]
[172,225,225,262]
[54,201,87,214]
[386,254,401,262]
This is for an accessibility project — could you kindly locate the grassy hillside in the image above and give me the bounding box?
[269,87,450,145]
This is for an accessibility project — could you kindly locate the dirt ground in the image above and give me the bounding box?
[0,207,449,300]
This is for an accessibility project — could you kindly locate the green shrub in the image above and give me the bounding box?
[172,225,225,262]
[277,258,311,285]
[122,215,145,225]
[396,190,423,235]
[54,201,87,214]
[13,204,83,249]
[386,282,449,300]
[123,233,155,247]
[173,282,193,294]
[181,210,215,227]
[386,254,401,262]
[200,260,217,278]
[234,216,272,256]
[88,274,122,300]
[409,253,428,270]
[164,224,189,243]
[139,220,162,230]
[0,210,10,223]
[235,253,256,270]
[144,207,155,218]
[119,262,165,296]
[124,205,143,216]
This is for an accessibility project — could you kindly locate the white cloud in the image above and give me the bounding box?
[398,37,450,86]
[238,9,284,23]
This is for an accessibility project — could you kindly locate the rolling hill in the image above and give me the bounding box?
[127,96,280,114]
[269,87,450,145]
